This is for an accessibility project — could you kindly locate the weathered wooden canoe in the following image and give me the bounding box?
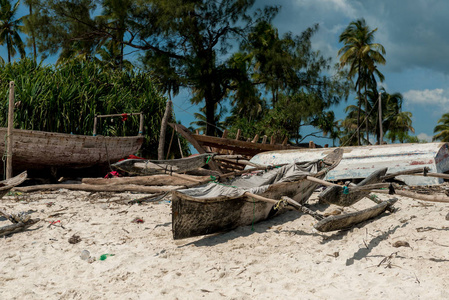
[313,198,398,232]
[0,128,143,175]
[169,123,304,163]
[318,168,388,207]
[249,143,449,186]
[172,148,343,239]
[111,153,214,175]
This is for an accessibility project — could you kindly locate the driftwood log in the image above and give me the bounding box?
[0,218,40,237]
[82,174,209,186]
[13,184,188,193]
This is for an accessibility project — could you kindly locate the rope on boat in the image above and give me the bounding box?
[274,198,288,211]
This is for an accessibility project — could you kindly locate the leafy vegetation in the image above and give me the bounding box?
[0,59,185,158]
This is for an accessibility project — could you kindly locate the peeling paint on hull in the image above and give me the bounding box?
[249,143,449,186]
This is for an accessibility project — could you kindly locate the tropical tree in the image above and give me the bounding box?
[96,0,135,70]
[433,113,449,142]
[223,21,350,144]
[189,105,226,136]
[0,0,26,63]
[340,88,414,144]
[338,18,386,145]
[22,0,39,62]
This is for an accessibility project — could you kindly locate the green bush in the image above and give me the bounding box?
[0,59,186,158]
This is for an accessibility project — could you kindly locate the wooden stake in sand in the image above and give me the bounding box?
[6,81,14,179]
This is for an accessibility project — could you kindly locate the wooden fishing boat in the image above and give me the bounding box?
[249,143,449,186]
[318,168,388,207]
[112,153,214,175]
[172,148,343,239]
[313,198,398,232]
[0,128,144,175]
[169,123,303,158]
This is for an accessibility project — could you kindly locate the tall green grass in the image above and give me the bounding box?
[0,59,185,158]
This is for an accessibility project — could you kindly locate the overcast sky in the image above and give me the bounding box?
[5,0,449,145]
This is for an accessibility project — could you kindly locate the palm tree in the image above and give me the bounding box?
[364,88,414,143]
[22,0,38,62]
[0,0,26,63]
[190,105,226,136]
[433,113,449,142]
[97,0,135,70]
[338,18,386,145]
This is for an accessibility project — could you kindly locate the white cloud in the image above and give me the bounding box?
[403,88,449,107]
[417,133,433,142]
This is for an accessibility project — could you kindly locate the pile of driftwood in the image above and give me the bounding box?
[0,171,40,237]
[9,164,449,204]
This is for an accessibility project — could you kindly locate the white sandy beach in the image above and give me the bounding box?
[1,188,449,299]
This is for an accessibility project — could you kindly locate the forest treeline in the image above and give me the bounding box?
[1,0,440,153]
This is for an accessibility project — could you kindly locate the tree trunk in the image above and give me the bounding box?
[357,87,361,146]
[356,63,361,145]
[158,98,172,160]
[7,37,11,63]
[30,4,37,62]
[205,94,216,136]
[365,82,369,145]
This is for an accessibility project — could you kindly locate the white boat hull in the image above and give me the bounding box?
[249,143,449,186]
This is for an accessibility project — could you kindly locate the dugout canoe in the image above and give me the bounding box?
[112,153,215,175]
[249,143,449,186]
[318,167,388,207]
[171,148,343,239]
[0,128,144,175]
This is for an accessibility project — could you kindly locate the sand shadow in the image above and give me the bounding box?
[345,222,408,266]
[178,210,302,248]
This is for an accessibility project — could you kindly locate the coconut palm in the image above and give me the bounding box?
[433,113,449,142]
[97,0,135,70]
[22,0,38,62]
[362,88,414,143]
[338,18,386,145]
[0,0,26,63]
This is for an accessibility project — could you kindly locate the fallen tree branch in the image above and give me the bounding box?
[81,174,209,186]
[0,218,40,237]
[13,184,185,193]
